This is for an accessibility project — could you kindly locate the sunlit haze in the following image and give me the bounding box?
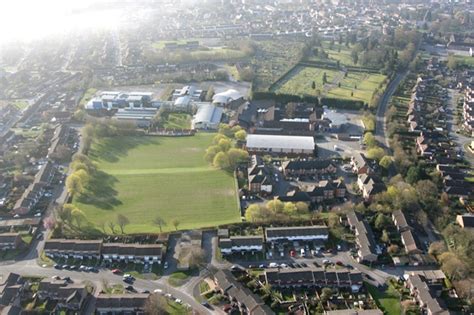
[0,0,123,44]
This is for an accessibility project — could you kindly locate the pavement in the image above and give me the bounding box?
[375,71,408,151]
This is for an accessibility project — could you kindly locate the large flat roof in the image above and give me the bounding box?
[246,134,315,150]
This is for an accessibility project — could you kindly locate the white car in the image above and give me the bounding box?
[34,213,42,217]
[268,262,279,268]
[175,298,182,304]
[154,289,163,294]
[163,262,169,269]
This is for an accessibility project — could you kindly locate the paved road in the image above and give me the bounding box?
[375,71,408,150]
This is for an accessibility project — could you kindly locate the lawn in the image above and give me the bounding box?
[163,113,191,129]
[73,133,240,234]
[366,282,401,315]
[327,72,387,104]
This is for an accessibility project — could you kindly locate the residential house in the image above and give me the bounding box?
[358,174,386,201]
[391,210,422,255]
[303,180,347,203]
[265,225,328,243]
[247,155,273,195]
[406,274,451,315]
[101,243,163,264]
[0,273,25,308]
[37,279,88,312]
[456,214,474,229]
[350,153,374,175]
[325,310,383,315]
[13,162,55,215]
[214,270,273,315]
[262,267,363,292]
[219,236,264,255]
[95,293,149,314]
[44,239,102,259]
[346,211,379,263]
[281,159,337,178]
[0,233,23,251]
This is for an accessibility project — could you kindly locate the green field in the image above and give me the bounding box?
[74,133,240,234]
[273,65,386,104]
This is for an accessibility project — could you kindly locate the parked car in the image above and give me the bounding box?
[123,277,134,284]
[54,264,62,269]
[52,275,61,280]
[125,285,136,292]
[258,264,267,268]
[175,298,182,304]
[154,289,163,294]
[112,269,122,274]
[201,301,212,309]
[268,262,279,268]
[163,262,169,269]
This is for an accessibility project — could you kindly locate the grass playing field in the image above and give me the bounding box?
[73,133,241,234]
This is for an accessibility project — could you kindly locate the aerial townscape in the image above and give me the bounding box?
[0,0,473,314]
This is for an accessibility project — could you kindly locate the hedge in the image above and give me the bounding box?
[320,97,365,110]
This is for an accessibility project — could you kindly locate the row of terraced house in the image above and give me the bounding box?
[43,239,164,264]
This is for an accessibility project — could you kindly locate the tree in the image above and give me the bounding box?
[65,173,84,196]
[351,50,359,64]
[172,218,180,231]
[189,248,206,268]
[58,204,74,224]
[204,145,221,163]
[153,216,166,233]
[311,81,316,89]
[447,54,458,70]
[428,241,447,257]
[43,216,56,230]
[144,294,169,315]
[283,202,298,217]
[295,202,309,215]
[71,207,86,228]
[374,213,390,230]
[205,85,215,101]
[322,72,327,85]
[266,199,284,214]
[227,148,249,167]
[320,288,333,302]
[107,221,116,234]
[363,132,377,148]
[217,138,232,152]
[381,229,390,243]
[379,156,393,170]
[366,147,385,161]
[116,214,130,234]
[406,166,422,184]
[245,204,265,222]
[213,151,230,169]
[387,244,399,254]
[234,130,247,142]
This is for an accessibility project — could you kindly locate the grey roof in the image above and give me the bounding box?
[265,225,328,239]
[246,134,315,151]
[193,104,223,124]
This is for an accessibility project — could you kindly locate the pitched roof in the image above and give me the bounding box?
[282,159,335,171]
[265,225,328,239]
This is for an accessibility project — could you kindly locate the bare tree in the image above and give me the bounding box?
[116,214,130,234]
[153,216,166,233]
[144,294,169,315]
[107,221,116,234]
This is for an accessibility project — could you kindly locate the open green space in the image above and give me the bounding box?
[13,100,29,110]
[366,283,401,315]
[272,65,386,104]
[73,133,240,234]
[307,42,359,67]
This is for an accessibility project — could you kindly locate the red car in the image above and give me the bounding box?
[290,250,296,257]
[111,269,122,274]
